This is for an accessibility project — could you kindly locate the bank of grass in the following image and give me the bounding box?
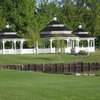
[0,70,100,100]
[0,50,100,65]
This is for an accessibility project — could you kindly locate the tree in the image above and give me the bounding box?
[26,25,40,54]
[0,0,36,35]
[52,34,66,62]
[0,6,6,31]
[53,34,66,53]
[84,0,100,47]
[27,26,40,47]
[36,0,63,31]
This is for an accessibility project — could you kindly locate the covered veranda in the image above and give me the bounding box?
[40,17,95,54]
[0,24,26,54]
[39,37,95,54]
[0,18,95,54]
[0,39,25,54]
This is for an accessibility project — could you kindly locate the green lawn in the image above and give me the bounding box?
[0,50,100,65]
[0,70,100,100]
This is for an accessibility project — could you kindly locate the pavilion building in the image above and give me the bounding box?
[0,24,26,54]
[0,17,95,54]
[40,17,95,53]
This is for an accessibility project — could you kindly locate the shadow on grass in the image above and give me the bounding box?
[20,57,53,61]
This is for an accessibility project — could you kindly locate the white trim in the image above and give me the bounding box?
[42,37,79,41]
[1,32,17,35]
[47,24,64,27]
[52,37,79,40]
[41,31,72,34]
[74,32,89,34]
[79,38,95,40]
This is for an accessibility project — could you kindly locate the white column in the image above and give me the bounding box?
[12,42,14,49]
[50,39,53,53]
[11,42,14,54]
[69,39,72,48]
[72,40,75,48]
[93,39,95,47]
[88,39,90,47]
[67,40,69,47]
[75,40,79,53]
[64,40,68,53]
[77,40,79,47]
[69,39,73,53]
[14,41,16,54]
[20,41,23,54]
[14,41,16,49]
[20,41,23,49]
[36,41,38,54]
[2,40,5,54]
[70,40,72,48]
[87,39,90,53]
[93,39,95,52]
[90,40,92,47]
[69,39,72,53]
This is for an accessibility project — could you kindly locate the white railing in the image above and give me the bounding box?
[0,50,2,54]
[65,47,71,53]
[38,48,50,54]
[0,49,22,54]
[0,48,53,54]
[78,47,95,52]
[51,48,56,53]
[0,47,95,54]
[21,49,36,54]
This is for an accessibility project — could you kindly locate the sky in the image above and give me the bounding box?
[36,0,62,7]
[36,0,62,3]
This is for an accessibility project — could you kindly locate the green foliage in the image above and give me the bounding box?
[26,26,40,48]
[53,34,66,53]
[0,0,36,35]
[39,40,50,48]
[0,0,100,47]
[0,6,6,31]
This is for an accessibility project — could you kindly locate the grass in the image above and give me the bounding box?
[0,50,100,65]
[0,70,100,100]
[0,50,99,100]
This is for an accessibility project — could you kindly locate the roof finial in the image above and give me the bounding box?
[79,24,82,28]
[6,22,10,28]
[53,17,57,21]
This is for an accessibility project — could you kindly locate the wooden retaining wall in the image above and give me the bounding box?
[0,62,100,74]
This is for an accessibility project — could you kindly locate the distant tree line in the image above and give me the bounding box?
[0,0,100,48]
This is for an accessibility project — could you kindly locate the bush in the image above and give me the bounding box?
[77,50,88,55]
